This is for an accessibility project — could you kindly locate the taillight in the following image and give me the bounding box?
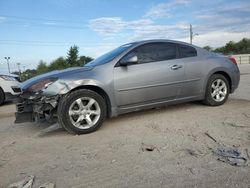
[229,57,237,65]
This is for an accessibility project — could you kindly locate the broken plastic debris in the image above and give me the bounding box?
[185,149,201,157]
[141,143,159,152]
[214,147,248,167]
[38,182,55,188]
[8,175,34,188]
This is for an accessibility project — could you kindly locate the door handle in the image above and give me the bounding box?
[171,64,183,70]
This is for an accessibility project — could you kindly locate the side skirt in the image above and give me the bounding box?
[116,96,202,115]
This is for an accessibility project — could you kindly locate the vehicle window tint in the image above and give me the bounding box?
[132,43,177,64]
[179,44,197,58]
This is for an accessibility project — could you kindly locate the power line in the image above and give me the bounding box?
[1,15,189,32]
[0,40,120,47]
[0,43,78,47]
[0,39,79,44]
[0,15,88,24]
[0,39,121,45]
[2,22,88,30]
[2,21,188,32]
[0,15,89,30]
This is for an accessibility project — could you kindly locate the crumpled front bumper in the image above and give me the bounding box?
[15,95,60,124]
[15,99,33,123]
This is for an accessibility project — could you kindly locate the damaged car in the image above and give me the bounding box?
[15,40,240,134]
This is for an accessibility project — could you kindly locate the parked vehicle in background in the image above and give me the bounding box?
[14,40,240,134]
[0,73,21,105]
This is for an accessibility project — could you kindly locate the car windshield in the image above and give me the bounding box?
[85,43,135,67]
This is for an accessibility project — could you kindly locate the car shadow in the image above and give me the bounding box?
[103,101,206,127]
[1,101,13,106]
[16,99,242,137]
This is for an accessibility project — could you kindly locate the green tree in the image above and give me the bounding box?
[203,46,213,51]
[67,45,79,66]
[237,38,250,54]
[48,57,67,71]
[224,41,236,54]
[78,56,93,66]
[20,45,94,80]
[36,60,48,74]
[214,38,250,54]
[21,69,37,81]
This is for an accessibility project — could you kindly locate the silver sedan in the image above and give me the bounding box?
[15,40,240,134]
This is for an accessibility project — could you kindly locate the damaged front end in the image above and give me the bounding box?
[15,95,60,124]
[15,77,68,124]
[14,66,95,125]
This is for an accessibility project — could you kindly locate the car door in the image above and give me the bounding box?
[113,42,185,108]
[177,44,204,98]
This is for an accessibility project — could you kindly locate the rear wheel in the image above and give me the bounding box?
[58,89,107,134]
[203,74,229,106]
[0,88,5,105]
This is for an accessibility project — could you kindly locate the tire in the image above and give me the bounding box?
[0,88,5,105]
[203,74,229,106]
[58,89,107,134]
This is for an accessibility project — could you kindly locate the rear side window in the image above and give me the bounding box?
[131,42,177,64]
[179,44,197,58]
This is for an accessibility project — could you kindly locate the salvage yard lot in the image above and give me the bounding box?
[1,65,250,188]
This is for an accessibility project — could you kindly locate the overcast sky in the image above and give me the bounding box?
[0,0,249,72]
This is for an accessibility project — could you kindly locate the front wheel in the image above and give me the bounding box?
[58,89,107,134]
[203,74,229,106]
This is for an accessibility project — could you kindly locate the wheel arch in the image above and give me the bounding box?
[0,87,5,103]
[212,71,232,92]
[0,86,4,94]
[205,69,233,94]
[69,85,112,117]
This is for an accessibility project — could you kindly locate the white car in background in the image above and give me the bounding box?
[0,73,21,105]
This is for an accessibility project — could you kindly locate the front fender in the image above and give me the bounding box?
[43,79,105,96]
[42,79,118,117]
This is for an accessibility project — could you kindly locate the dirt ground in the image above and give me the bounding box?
[0,65,250,188]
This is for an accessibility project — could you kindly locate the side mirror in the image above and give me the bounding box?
[120,55,138,66]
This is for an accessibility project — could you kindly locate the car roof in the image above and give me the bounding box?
[130,39,200,48]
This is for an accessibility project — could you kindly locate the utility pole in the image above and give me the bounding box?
[4,57,10,74]
[190,24,193,44]
[23,65,26,72]
[17,62,21,76]
[190,24,198,44]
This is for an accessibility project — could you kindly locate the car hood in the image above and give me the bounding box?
[21,66,94,90]
[0,72,19,78]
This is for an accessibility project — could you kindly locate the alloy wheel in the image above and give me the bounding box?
[211,79,227,102]
[68,97,101,129]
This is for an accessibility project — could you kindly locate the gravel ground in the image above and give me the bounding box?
[0,65,250,188]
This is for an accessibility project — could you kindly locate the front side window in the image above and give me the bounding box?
[124,42,177,64]
[179,44,197,58]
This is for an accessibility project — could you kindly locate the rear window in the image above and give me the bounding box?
[179,44,197,58]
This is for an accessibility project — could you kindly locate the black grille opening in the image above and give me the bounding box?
[16,103,25,112]
[12,87,21,93]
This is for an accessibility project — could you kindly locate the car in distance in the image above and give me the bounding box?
[15,40,240,134]
[0,73,21,105]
